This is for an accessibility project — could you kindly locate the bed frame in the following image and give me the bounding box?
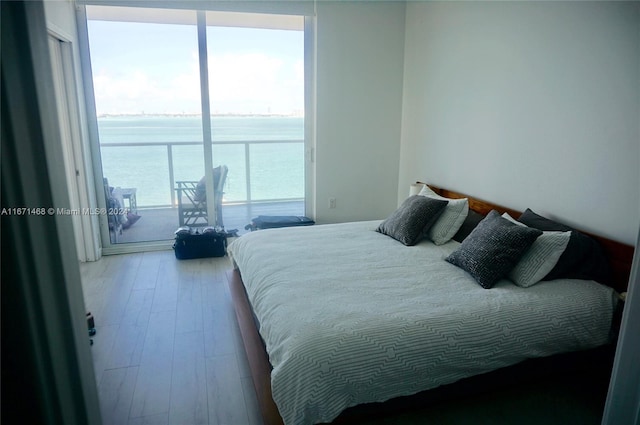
[228,185,635,425]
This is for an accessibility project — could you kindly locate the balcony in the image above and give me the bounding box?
[101,139,305,244]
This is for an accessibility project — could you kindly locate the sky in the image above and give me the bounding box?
[87,19,304,116]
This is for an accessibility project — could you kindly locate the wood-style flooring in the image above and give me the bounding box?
[80,250,261,425]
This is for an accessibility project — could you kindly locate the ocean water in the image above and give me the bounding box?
[99,116,304,207]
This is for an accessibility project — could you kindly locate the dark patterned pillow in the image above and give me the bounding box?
[518,208,612,284]
[446,210,542,288]
[377,196,448,246]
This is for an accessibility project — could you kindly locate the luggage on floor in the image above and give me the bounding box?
[245,215,315,231]
[173,227,227,259]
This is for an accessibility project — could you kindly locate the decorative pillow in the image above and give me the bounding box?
[418,185,469,245]
[376,196,449,246]
[445,210,542,289]
[452,210,485,243]
[194,176,207,203]
[518,209,612,284]
[193,166,223,203]
[502,213,571,288]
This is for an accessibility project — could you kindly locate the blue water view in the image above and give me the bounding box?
[99,116,304,207]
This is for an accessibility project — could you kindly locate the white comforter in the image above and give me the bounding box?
[228,221,616,425]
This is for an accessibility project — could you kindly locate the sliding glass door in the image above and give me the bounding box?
[205,13,305,232]
[84,5,307,250]
[87,7,205,245]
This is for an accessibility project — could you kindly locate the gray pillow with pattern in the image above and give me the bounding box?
[377,196,448,246]
[446,210,542,288]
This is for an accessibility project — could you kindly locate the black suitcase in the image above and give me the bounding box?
[173,227,227,259]
[245,215,315,231]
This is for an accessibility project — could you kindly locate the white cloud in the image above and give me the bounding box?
[93,52,202,115]
[93,52,303,116]
[208,53,283,114]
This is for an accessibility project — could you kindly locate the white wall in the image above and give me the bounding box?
[314,1,405,223]
[45,0,77,37]
[399,1,640,245]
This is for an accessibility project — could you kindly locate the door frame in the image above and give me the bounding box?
[48,27,101,261]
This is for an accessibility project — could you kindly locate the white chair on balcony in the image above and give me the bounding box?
[175,165,228,228]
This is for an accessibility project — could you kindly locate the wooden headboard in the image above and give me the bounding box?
[423,183,635,293]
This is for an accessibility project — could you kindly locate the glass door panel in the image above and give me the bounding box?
[205,14,305,233]
[86,6,203,244]
[212,144,247,203]
[250,142,305,202]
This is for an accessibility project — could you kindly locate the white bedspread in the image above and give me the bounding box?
[228,221,616,425]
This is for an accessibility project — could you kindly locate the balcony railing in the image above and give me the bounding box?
[100,139,304,209]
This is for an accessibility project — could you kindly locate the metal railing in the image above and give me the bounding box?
[100,139,304,208]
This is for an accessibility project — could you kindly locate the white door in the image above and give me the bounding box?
[48,35,87,261]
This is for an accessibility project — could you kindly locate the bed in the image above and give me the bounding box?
[227,185,633,425]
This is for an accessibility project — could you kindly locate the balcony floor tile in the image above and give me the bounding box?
[117,201,304,244]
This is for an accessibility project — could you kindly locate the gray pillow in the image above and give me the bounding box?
[193,166,223,203]
[377,196,448,246]
[518,208,612,284]
[418,185,469,245]
[445,210,543,288]
[452,209,485,243]
[193,176,207,203]
[501,213,571,288]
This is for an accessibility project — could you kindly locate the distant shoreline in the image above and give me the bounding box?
[97,113,304,119]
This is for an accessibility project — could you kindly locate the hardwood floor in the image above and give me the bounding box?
[81,250,262,425]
